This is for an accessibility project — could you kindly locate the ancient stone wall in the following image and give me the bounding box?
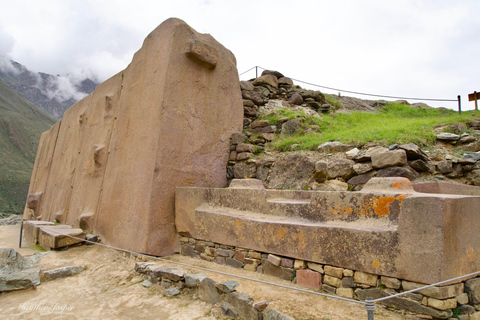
[24,18,243,256]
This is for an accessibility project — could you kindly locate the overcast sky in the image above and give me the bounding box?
[0,0,479,110]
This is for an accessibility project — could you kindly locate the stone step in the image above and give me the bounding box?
[23,220,55,244]
[267,198,311,205]
[36,224,86,250]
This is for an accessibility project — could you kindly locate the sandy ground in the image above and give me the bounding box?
[0,224,412,320]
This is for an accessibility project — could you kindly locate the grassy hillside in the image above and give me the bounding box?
[260,102,478,152]
[0,78,56,214]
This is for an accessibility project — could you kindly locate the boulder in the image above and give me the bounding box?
[242,89,265,105]
[281,119,301,135]
[253,74,279,89]
[269,153,315,190]
[327,159,356,180]
[371,149,407,169]
[376,166,419,181]
[398,143,429,161]
[288,93,303,105]
[261,70,284,78]
[278,77,293,86]
[318,141,355,153]
[239,81,254,91]
[436,132,460,141]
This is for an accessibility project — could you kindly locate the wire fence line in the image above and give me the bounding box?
[238,65,459,103]
[20,225,480,319]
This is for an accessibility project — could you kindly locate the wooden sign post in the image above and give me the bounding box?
[469,91,479,111]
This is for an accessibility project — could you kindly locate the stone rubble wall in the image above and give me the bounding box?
[134,261,295,320]
[179,237,480,320]
[232,70,480,191]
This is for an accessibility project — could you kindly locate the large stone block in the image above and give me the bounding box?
[296,269,322,290]
[38,225,86,250]
[22,220,55,244]
[23,18,243,256]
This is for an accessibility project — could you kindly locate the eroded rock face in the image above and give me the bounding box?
[23,18,243,256]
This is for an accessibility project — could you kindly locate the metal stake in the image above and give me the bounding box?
[19,220,24,248]
[365,297,376,320]
[255,66,258,78]
[458,95,461,115]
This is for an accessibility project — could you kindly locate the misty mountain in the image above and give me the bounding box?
[0,59,99,119]
[0,77,56,213]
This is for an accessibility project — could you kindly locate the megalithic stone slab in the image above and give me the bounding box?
[37,225,86,250]
[23,18,243,256]
[22,220,55,244]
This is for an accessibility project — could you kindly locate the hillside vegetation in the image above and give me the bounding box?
[260,101,477,152]
[0,78,56,214]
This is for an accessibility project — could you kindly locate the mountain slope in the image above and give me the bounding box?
[0,59,98,119]
[0,77,56,213]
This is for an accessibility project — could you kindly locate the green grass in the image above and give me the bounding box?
[262,102,477,152]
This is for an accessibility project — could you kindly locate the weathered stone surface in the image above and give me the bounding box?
[240,81,254,91]
[355,146,388,162]
[278,77,293,86]
[22,220,55,244]
[176,178,480,284]
[324,275,341,288]
[226,258,244,269]
[456,292,470,305]
[327,159,355,180]
[437,132,460,141]
[372,149,407,169]
[267,254,282,266]
[164,288,181,296]
[381,276,401,289]
[185,273,207,287]
[324,266,344,278]
[142,280,152,288]
[466,278,480,304]
[356,288,453,319]
[341,277,355,288]
[399,143,429,161]
[401,281,464,300]
[224,292,259,320]
[345,148,360,160]
[296,269,322,290]
[242,89,265,105]
[348,171,376,186]
[0,269,41,292]
[427,297,457,310]
[354,271,378,287]
[38,225,86,250]
[24,18,243,256]
[436,160,453,174]
[236,143,255,153]
[233,162,256,179]
[220,302,238,318]
[198,277,221,304]
[294,260,307,270]
[336,287,354,299]
[322,284,336,294]
[253,74,279,88]
[376,165,419,181]
[307,262,324,274]
[288,93,303,105]
[261,70,284,78]
[40,266,84,281]
[263,261,294,281]
[263,307,295,320]
[318,141,354,153]
[314,161,328,183]
[153,266,187,282]
[231,133,247,145]
[269,153,315,190]
[281,119,301,135]
[409,159,433,172]
[216,280,240,293]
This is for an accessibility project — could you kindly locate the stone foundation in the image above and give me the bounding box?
[179,237,480,320]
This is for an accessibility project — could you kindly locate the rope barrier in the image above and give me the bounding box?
[240,65,458,102]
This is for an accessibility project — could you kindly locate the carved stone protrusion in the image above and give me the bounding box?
[187,40,218,69]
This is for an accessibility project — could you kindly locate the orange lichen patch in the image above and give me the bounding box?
[396,194,408,206]
[328,205,354,216]
[359,198,376,217]
[373,196,396,216]
[393,181,405,190]
[274,226,287,239]
[372,259,381,269]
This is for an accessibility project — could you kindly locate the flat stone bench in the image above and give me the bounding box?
[176,177,480,284]
[23,222,86,250]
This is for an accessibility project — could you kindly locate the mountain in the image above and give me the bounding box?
[0,77,56,214]
[0,59,98,119]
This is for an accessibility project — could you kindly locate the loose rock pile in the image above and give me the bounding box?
[230,70,480,190]
[134,261,294,320]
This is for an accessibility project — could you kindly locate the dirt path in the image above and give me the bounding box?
[0,224,411,320]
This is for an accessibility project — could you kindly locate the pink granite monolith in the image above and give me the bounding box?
[23,18,243,256]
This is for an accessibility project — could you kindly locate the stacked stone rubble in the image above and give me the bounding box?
[179,237,480,319]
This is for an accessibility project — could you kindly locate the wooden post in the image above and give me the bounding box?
[468,90,480,112]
